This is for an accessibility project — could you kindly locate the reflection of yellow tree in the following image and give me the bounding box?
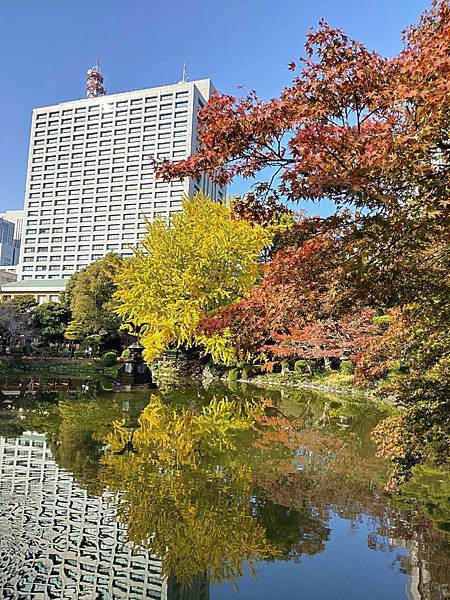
[101,397,277,584]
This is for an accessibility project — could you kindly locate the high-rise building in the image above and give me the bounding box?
[18,74,225,281]
[0,210,24,265]
[0,217,15,266]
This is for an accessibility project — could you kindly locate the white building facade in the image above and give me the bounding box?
[18,79,224,281]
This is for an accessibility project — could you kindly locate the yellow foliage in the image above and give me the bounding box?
[113,193,272,362]
[102,396,276,584]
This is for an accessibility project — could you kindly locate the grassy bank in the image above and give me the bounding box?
[241,370,368,396]
[0,357,118,378]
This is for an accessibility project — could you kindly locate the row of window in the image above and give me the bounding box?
[34,120,189,142]
[30,134,188,162]
[32,148,185,164]
[34,109,189,133]
[25,204,179,223]
[35,90,190,120]
[28,194,181,207]
[35,101,189,128]
[33,142,186,165]
[29,165,184,186]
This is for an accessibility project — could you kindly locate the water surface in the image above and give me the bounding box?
[0,376,448,599]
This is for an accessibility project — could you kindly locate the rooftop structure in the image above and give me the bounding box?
[86,59,107,98]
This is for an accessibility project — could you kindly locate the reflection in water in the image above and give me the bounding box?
[0,432,194,599]
[0,379,448,599]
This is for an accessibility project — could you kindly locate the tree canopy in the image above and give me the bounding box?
[152,1,450,485]
[64,253,123,343]
[113,193,272,363]
[33,302,71,347]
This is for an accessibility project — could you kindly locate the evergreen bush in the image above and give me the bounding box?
[340,360,355,375]
[294,359,308,373]
[100,351,117,367]
[228,368,240,381]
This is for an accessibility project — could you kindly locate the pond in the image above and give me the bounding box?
[0,376,448,599]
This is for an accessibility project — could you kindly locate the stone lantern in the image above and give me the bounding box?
[117,343,155,389]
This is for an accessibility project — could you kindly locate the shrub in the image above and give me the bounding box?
[228,368,240,381]
[9,347,24,357]
[100,351,117,367]
[80,334,102,355]
[120,348,131,362]
[340,360,355,375]
[74,350,85,359]
[241,365,254,380]
[294,359,308,374]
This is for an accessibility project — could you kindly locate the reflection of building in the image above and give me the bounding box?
[0,432,166,598]
[0,432,210,599]
[387,534,447,600]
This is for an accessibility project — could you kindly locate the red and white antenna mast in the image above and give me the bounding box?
[86,59,106,98]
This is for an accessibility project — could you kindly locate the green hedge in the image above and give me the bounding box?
[99,351,117,367]
[340,360,355,375]
[294,359,308,373]
[228,368,240,381]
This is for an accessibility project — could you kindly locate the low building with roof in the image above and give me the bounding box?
[0,278,66,304]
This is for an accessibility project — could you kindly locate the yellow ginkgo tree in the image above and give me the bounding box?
[113,193,272,363]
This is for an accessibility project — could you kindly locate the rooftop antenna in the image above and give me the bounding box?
[181,61,189,83]
[86,58,107,98]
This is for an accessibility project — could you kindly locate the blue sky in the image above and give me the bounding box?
[0,0,428,214]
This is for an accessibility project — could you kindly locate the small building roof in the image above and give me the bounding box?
[0,279,67,293]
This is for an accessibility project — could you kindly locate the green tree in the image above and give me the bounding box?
[33,302,71,349]
[113,193,272,363]
[64,253,123,345]
[0,297,36,351]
